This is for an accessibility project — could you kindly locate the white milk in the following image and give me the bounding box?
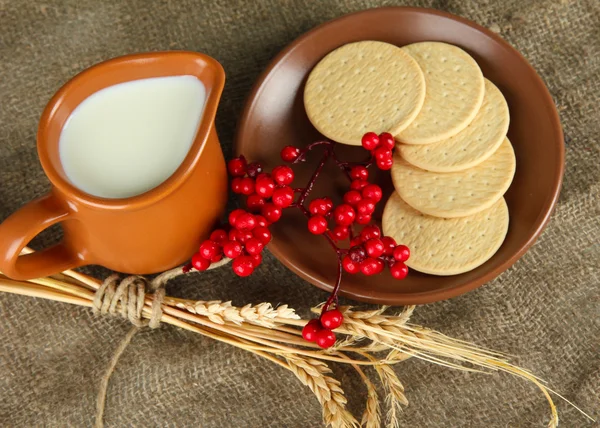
[59,75,206,199]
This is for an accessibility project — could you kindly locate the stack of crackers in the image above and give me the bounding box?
[304,41,515,276]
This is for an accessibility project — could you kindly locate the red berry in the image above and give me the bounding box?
[271,165,294,186]
[232,256,255,277]
[393,245,410,262]
[228,209,246,227]
[360,258,384,275]
[381,236,397,255]
[235,213,256,231]
[223,241,243,258]
[320,309,344,330]
[378,132,395,150]
[350,179,369,191]
[191,252,211,271]
[192,256,212,271]
[228,228,242,242]
[322,198,334,213]
[246,194,265,212]
[308,198,333,215]
[390,261,409,279]
[302,319,321,342]
[374,147,392,161]
[211,254,223,263]
[227,156,247,177]
[315,329,336,348]
[239,231,254,242]
[333,204,356,226]
[377,157,393,170]
[250,253,262,267]
[357,198,375,216]
[342,255,360,274]
[356,214,371,225]
[330,225,349,241]
[210,229,228,243]
[246,162,263,178]
[272,186,294,208]
[261,203,282,223]
[231,177,243,194]
[254,172,267,182]
[253,226,272,245]
[308,215,328,234]
[255,175,275,198]
[364,238,384,258]
[350,166,369,181]
[360,225,381,241]
[254,215,268,227]
[199,240,220,259]
[350,237,362,247]
[281,145,301,162]
[362,184,382,203]
[343,190,362,206]
[238,177,255,195]
[244,237,264,255]
[348,246,367,263]
[361,132,380,151]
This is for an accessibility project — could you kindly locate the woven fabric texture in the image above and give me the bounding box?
[0,0,598,426]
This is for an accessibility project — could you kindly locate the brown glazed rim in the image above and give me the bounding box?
[235,7,564,304]
[38,51,226,211]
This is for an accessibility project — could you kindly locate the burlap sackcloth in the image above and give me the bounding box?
[0,1,598,426]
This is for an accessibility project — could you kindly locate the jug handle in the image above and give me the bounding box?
[0,193,85,280]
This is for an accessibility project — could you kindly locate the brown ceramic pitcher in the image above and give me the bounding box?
[0,52,228,280]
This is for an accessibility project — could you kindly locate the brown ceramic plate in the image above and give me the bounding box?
[235,7,564,305]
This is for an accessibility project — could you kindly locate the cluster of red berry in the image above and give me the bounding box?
[301,308,343,349]
[191,154,299,277]
[361,131,395,170]
[342,225,410,279]
[190,209,272,277]
[191,131,410,348]
[229,155,296,221]
[304,169,383,237]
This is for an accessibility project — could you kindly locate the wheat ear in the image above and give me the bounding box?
[175,300,299,327]
[285,355,360,428]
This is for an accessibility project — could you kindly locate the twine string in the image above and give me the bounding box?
[92,273,168,428]
[92,260,230,428]
[92,272,171,329]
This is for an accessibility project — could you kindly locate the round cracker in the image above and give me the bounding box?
[382,193,509,275]
[304,41,426,145]
[396,42,485,145]
[399,79,509,172]
[391,138,516,218]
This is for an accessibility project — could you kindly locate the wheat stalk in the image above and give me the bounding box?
[285,355,360,428]
[339,307,499,370]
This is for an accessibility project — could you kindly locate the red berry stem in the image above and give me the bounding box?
[289,145,353,254]
[321,251,343,313]
[330,149,374,181]
[293,148,332,208]
[284,142,375,316]
[291,140,332,164]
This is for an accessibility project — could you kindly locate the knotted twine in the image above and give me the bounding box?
[91,259,230,428]
[92,274,166,329]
